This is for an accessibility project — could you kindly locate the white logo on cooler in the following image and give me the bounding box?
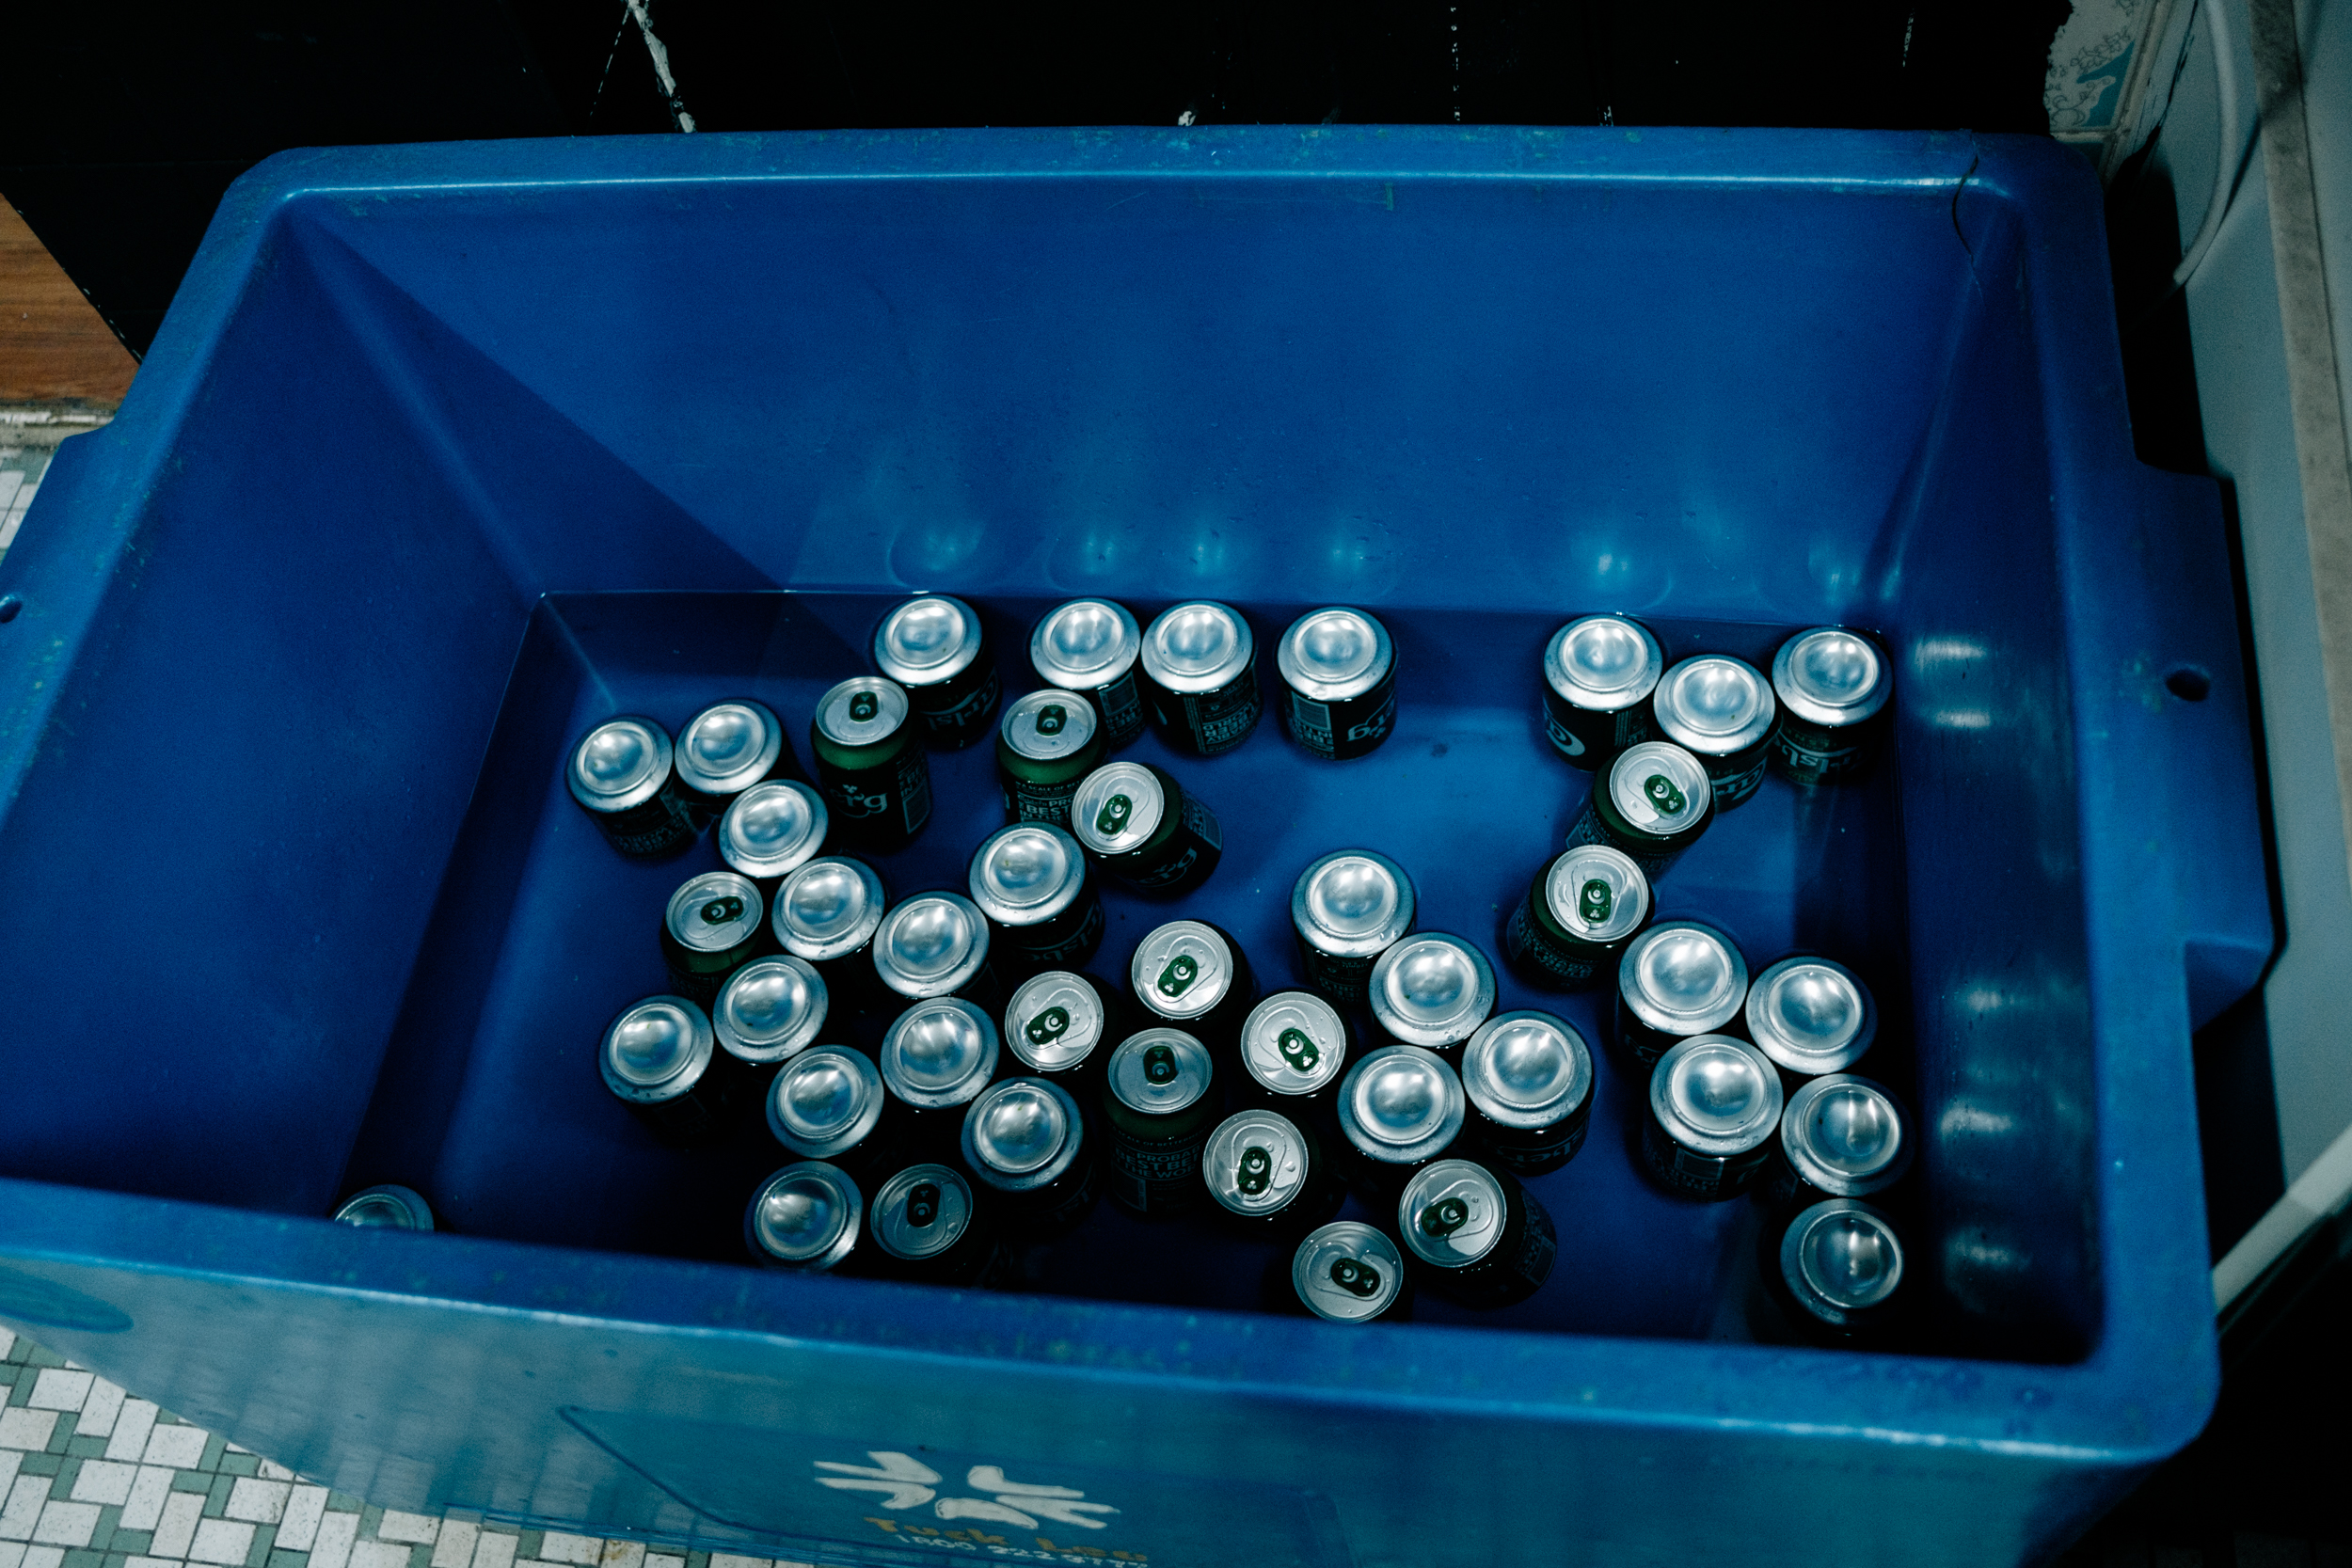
[815,1450,1120,1529]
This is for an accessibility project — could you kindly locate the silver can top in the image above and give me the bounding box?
[568,717,673,815]
[714,956,829,1065]
[1131,920,1237,1022]
[961,1077,1085,1192]
[1140,601,1254,694]
[746,1162,862,1270]
[1544,615,1662,712]
[1106,1028,1214,1117]
[665,871,765,955]
[873,594,986,688]
[1618,920,1750,1035]
[1276,607,1393,703]
[1339,1044,1466,1164]
[599,996,715,1105]
[1071,761,1166,855]
[1462,1011,1592,1131]
[1000,687,1098,763]
[1003,970,1110,1072]
[1540,845,1650,946]
[1369,934,1495,1048]
[1649,1035,1784,1157]
[1652,656,1776,757]
[871,1164,977,1260]
[1398,1159,1507,1269]
[675,699,786,797]
[968,824,1088,927]
[1203,1110,1314,1218]
[767,1045,886,1159]
[1293,1221,1406,1323]
[1746,957,1877,1075]
[813,676,912,748]
[1291,848,1416,958]
[873,892,992,1000]
[879,998,1001,1110]
[1031,597,1142,690]
[773,856,887,963]
[1780,1199,1905,1318]
[1781,1075,1912,1196]
[1602,741,1713,839]
[332,1184,434,1230]
[1772,626,1893,727]
[1241,991,1349,1097]
[718,780,829,881]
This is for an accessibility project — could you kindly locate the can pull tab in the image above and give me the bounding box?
[1143,1044,1178,1085]
[906,1182,941,1228]
[1036,704,1067,736]
[1578,879,1613,926]
[1156,954,1200,998]
[1277,1027,1320,1073]
[1237,1145,1273,1196]
[700,895,746,926]
[1644,773,1686,816]
[1025,1006,1071,1046]
[1329,1258,1381,1298]
[1096,793,1133,836]
[850,690,880,723]
[1419,1196,1470,1238]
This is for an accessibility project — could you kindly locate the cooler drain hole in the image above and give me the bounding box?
[2164,666,2211,703]
[0,595,21,624]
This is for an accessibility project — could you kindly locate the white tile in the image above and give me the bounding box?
[142,1424,209,1469]
[151,1490,206,1559]
[105,1401,159,1463]
[378,1511,439,1544]
[30,1501,98,1548]
[470,1531,517,1568]
[67,1462,134,1507]
[0,1412,56,1453]
[24,1373,89,1414]
[74,1380,124,1440]
[0,476,23,513]
[20,1547,59,1568]
[119,1467,172,1532]
[0,1456,18,1502]
[224,1444,249,1455]
[708,1556,771,1568]
[226,1478,288,1524]
[538,1534,603,1567]
[430,1520,478,1568]
[310,1509,361,1568]
[258,1461,294,1482]
[0,1478,50,1542]
[351,1541,414,1568]
[0,1333,12,1362]
[645,1556,683,1568]
[128,1559,183,1568]
[277,1486,330,1551]
[0,1540,23,1568]
[597,1543,642,1568]
[189,1517,255,1564]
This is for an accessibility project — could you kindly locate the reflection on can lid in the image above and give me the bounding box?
[1001,688,1098,762]
[775,857,887,962]
[1652,657,1776,755]
[1604,741,1713,836]
[1781,1199,1904,1316]
[1399,1159,1506,1268]
[715,956,828,1064]
[767,1046,886,1159]
[961,1078,1082,1192]
[665,871,765,954]
[814,676,911,748]
[1106,1028,1214,1116]
[1294,1221,1406,1323]
[1242,991,1349,1096]
[968,825,1088,927]
[1369,934,1495,1047]
[1003,970,1108,1071]
[569,718,672,814]
[1462,1012,1592,1129]
[1203,1110,1312,1216]
[675,699,786,796]
[1141,602,1253,694]
[719,780,828,880]
[1542,846,1649,945]
[1131,920,1234,1022]
[1071,762,1167,854]
[1277,608,1393,703]
[600,996,715,1104]
[1772,627,1893,727]
[1339,1045,1466,1164]
[1619,921,1749,1034]
[1781,1075,1911,1196]
[1032,598,1142,688]
[746,1162,861,1269]
[873,893,991,999]
[880,999,1001,1110]
[332,1184,434,1230]
[872,1164,976,1259]
[1292,849,1415,957]
[1650,1035,1783,1156]
[874,595,985,686]
[1544,616,1662,711]
[1746,958,1876,1074]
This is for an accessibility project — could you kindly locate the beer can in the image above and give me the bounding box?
[1290,848,1415,1007]
[872,892,1002,1013]
[1202,1109,1343,1235]
[772,855,888,1004]
[713,955,828,1067]
[960,1076,1099,1240]
[1238,991,1350,1112]
[660,870,772,1006]
[1130,919,1257,1053]
[873,594,1001,750]
[673,698,798,828]
[868,1164,1008,1287]
[1641,1035,1784,1201]
[1744,957,1877,1078]
[599,995,746,1148]
[1540,615,1661,769]
[332,1185,434,1230]
[717,779,829,889]
[768,1045,904,1187]
[566,716,694,858]
[1337,1044,1466,1195]
[878,997,1002,1147]
[1615,920,1750,1066]
[1774,1198,1906,1339]
[1651,656,1776,814]
[1277,607,1397,761]
[1101,1027,1218,1215]
[1564,740,1713,879]
[1368,934,1495,1055]
[1763,1074,1913,1212]
[1502,844,1651,991]
[1398,1158,1558,1307]
[1460,1011,1595,1176]
[1770,626,1893,785]
[744,1162,862,1273]
[1286,1221,1412,1323]
[968,824,1105,976]
[1030,597,1147,749]
[996,688,1105,827]
[1071,761,1223,895]
[1140,600,1263,756]
[809,676,933,853]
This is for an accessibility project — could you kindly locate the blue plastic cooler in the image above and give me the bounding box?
[0,126,2271,1567]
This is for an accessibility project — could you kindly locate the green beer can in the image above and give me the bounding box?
[1770,626,1894,785]
[1564,739,1713,880]
[1503,843,1651,990]
[809,675,932,855]
[1071,760,1223,895]
[995,687,1104,829]
[1102,1027,1219,1216]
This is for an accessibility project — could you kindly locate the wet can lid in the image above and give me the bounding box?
[1004,970,1110,1072]
[1461,1011,1592,1130]
[1294,1221,1406,1322]
[1140,601,1254,694]
[874,595,985,688]
[1369,934,1495,1048]
[1203,1109,1314,1218]
[719,780,829,880]
[1277,607,1393,703]
[1540,845,1650,945]
[1602,741,1713,839]
[873,892,992,1000]
[768,1045,886,1159]
[1072,761,1166,854]
[1000,687,1098,762]
[1649,1035,1783,1156]
[714,956,829,1064]
[1399,1159,1507,1269]
[1780,1198,1904,1318]
[665,871,765,955]
[1339,1044,1466,1164]
[1618,920,1750,1035]
[1780,1074,1912,1196]
[1745,957,1877,1075]
[1291,848,1415,958]
[968,824,1088,927]
[1544,616,1662,713]
[1242,991,1349,1096]
[1031,598,1142,689]
[871,1164,977,1260]
[332,1185,434,1230]
[879,998,1001,1110]
[1106,1028,1214,1117]
[774,856,887,962]
[1131,920,1237,1022]
[813,676,912,748]
[600,996,715,1104]
[1652,656,1776,756]
[745,1162,862,1270]
[675,699,787,797]
[1772,627,1893,727]
[568,717,673,815]
[961,1077,1084,1192]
